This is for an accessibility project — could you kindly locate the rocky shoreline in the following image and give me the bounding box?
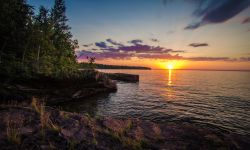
[1,70,250,149]
[0,70,141,104]
[0,70,118,104]
[0,101,249,150]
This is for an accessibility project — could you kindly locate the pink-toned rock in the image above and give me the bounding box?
[103,118,131,133]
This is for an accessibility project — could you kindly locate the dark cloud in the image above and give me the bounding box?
[189,43,208,47]
[95,42,108,48]
[184,22,202,30]
[151,38,159,42]
[106,39,124,46]
[242,17,250,24]
[129,39,143,45]
[185,0,250,30]
[82,43,93,47]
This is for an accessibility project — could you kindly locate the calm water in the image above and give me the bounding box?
[58,70,250,135]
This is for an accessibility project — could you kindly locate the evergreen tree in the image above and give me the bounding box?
[0,0,33,77]
[51,0,78,77]
[0,0,79,79]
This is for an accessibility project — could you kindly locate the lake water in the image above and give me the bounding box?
[58,69,250,135]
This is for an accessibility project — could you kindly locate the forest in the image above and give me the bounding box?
[0,0,78,80]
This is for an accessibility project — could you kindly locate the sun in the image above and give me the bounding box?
[167,63,174,70]
[157,60,185,70]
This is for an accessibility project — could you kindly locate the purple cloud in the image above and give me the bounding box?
[83,43,93,47]
[189,43,209,47]
[95,42,108,48]
[185,0,250,30]
[106,39,124,47]
[129,39,143,45]
[77,50,133,60]
[77,39,250,62]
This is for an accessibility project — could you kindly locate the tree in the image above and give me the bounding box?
[0,0,33,77]
[51,0,78,77]
[0,0,79,79]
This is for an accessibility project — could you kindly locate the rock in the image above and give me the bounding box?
[1,106,250,150]
[102,118,132,133]
[106,73,139,82]
[0,70,117,103]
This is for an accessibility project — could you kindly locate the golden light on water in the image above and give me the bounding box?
[168,69,172,86]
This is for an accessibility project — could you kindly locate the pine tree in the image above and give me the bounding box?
[51,0,78,77]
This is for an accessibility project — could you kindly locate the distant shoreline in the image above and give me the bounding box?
[151,69,250,72]
[78,62,151,70]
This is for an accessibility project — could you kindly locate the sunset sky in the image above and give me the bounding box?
[29,0,250,70]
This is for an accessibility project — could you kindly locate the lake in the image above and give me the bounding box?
[57,69,250,135]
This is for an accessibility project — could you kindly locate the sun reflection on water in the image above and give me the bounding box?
[168,69,172,86]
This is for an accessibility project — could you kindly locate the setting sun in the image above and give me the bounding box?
[167,63,174,70]
[157,60,186,70]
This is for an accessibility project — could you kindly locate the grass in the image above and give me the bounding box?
[6,116,23,145]
[31,97,61,138]
[103,127,146,150]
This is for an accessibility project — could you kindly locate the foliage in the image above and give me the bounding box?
[86,56,96,69]
[0,0,78,80]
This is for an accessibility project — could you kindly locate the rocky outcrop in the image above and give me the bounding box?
[106,73,139,82]
[0,106,249,150]
[0,70,117,104]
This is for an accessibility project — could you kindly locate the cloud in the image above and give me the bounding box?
[76,50,133,60]
[189,43,209,47]
[106,39,124,47]
[186,57,233,61]
[77,39,250,62]
[185,0,250,30]
[151,38,159,42]
[137,53,182,59]
[242,17,250,24]
[239,57,250,61]
[82,43,93,47]
[128,39,143,45]
[184,22,203,30]
[119,45,173,53]
[95,42,108,48]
